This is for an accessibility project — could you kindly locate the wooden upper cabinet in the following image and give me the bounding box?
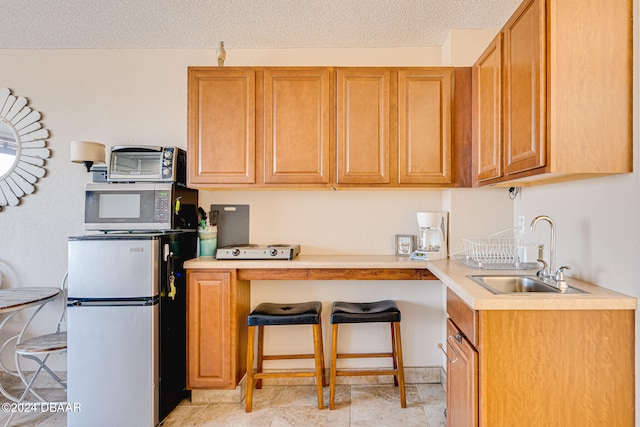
[263,68,331,184]
[398,69,453,185]
[336,68,390,184]
[188,68,256,186]
[502,0,545,176]
[546,0,632,177]
[187,66,467,188]
[337,68,456,187]
[472,34,502,184]
[473,0,632,187]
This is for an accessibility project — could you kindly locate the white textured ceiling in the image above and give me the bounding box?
[0,0,522,49]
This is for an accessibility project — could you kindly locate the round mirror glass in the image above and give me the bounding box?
[0,88,50,209]
[0,119,19,180]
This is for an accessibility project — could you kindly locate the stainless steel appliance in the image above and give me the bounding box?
[216,244,300,260]
[67,231,196,427]
[107,146,187,185]
[83,182,197,232]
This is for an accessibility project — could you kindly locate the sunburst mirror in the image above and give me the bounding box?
[0,88,50,210]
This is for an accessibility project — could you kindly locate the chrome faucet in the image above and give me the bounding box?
[530,215,571,290]
[530,215,556,275]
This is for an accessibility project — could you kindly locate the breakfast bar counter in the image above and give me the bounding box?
[184,255,437,280]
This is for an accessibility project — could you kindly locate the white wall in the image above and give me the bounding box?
[515,174,639,297]
[442,29,498,67]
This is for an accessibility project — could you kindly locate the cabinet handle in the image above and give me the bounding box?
[437,342,458,364]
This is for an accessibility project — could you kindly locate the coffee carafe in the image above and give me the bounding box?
[419,226,441,252]
[411,212,448,260]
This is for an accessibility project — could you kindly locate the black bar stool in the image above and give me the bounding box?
[329,300,406,409]
[245,301,326,412]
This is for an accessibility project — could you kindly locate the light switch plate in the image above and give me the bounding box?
[518,215,525,235]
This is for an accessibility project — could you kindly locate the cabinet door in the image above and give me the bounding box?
[502,0,546,175]
[473,34,503,183]
[264,68,331,184]
[398,69,453,184]
[336,68,390,184]
[445,318,478,427]
[188,68,256,185]
[186,270,233,388]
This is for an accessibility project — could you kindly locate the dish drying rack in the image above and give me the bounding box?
[455,229,541,270]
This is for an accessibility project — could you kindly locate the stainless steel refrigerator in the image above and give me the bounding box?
[67,231,196,427]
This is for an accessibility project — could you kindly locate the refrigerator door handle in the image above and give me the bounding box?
[164,246,177,299]
[67,297,159,307]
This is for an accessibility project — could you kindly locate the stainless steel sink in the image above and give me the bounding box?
[466,275,589,295]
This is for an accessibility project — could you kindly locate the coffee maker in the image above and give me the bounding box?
[410,211,448,260]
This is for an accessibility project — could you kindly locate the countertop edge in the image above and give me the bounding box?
[184,254,431,270]
[426,259,638,311]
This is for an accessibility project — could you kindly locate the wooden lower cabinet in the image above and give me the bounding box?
[446,288,635,426]
[445,318,478,427]
[186,269,250,389]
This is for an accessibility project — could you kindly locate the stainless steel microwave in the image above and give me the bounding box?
[107,146,187,185]
[84,183,197,231]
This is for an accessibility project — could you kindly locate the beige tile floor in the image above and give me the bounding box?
[0,383,445,426]
[162,383,446,427]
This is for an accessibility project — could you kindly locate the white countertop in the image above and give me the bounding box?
[184,254,431,270]
[426,258,637,311]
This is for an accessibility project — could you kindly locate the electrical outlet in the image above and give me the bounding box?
[517,216,525,235]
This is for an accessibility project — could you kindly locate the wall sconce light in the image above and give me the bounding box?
[70,141,106,172]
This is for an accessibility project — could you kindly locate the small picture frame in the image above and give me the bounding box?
[395,234,415,256]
